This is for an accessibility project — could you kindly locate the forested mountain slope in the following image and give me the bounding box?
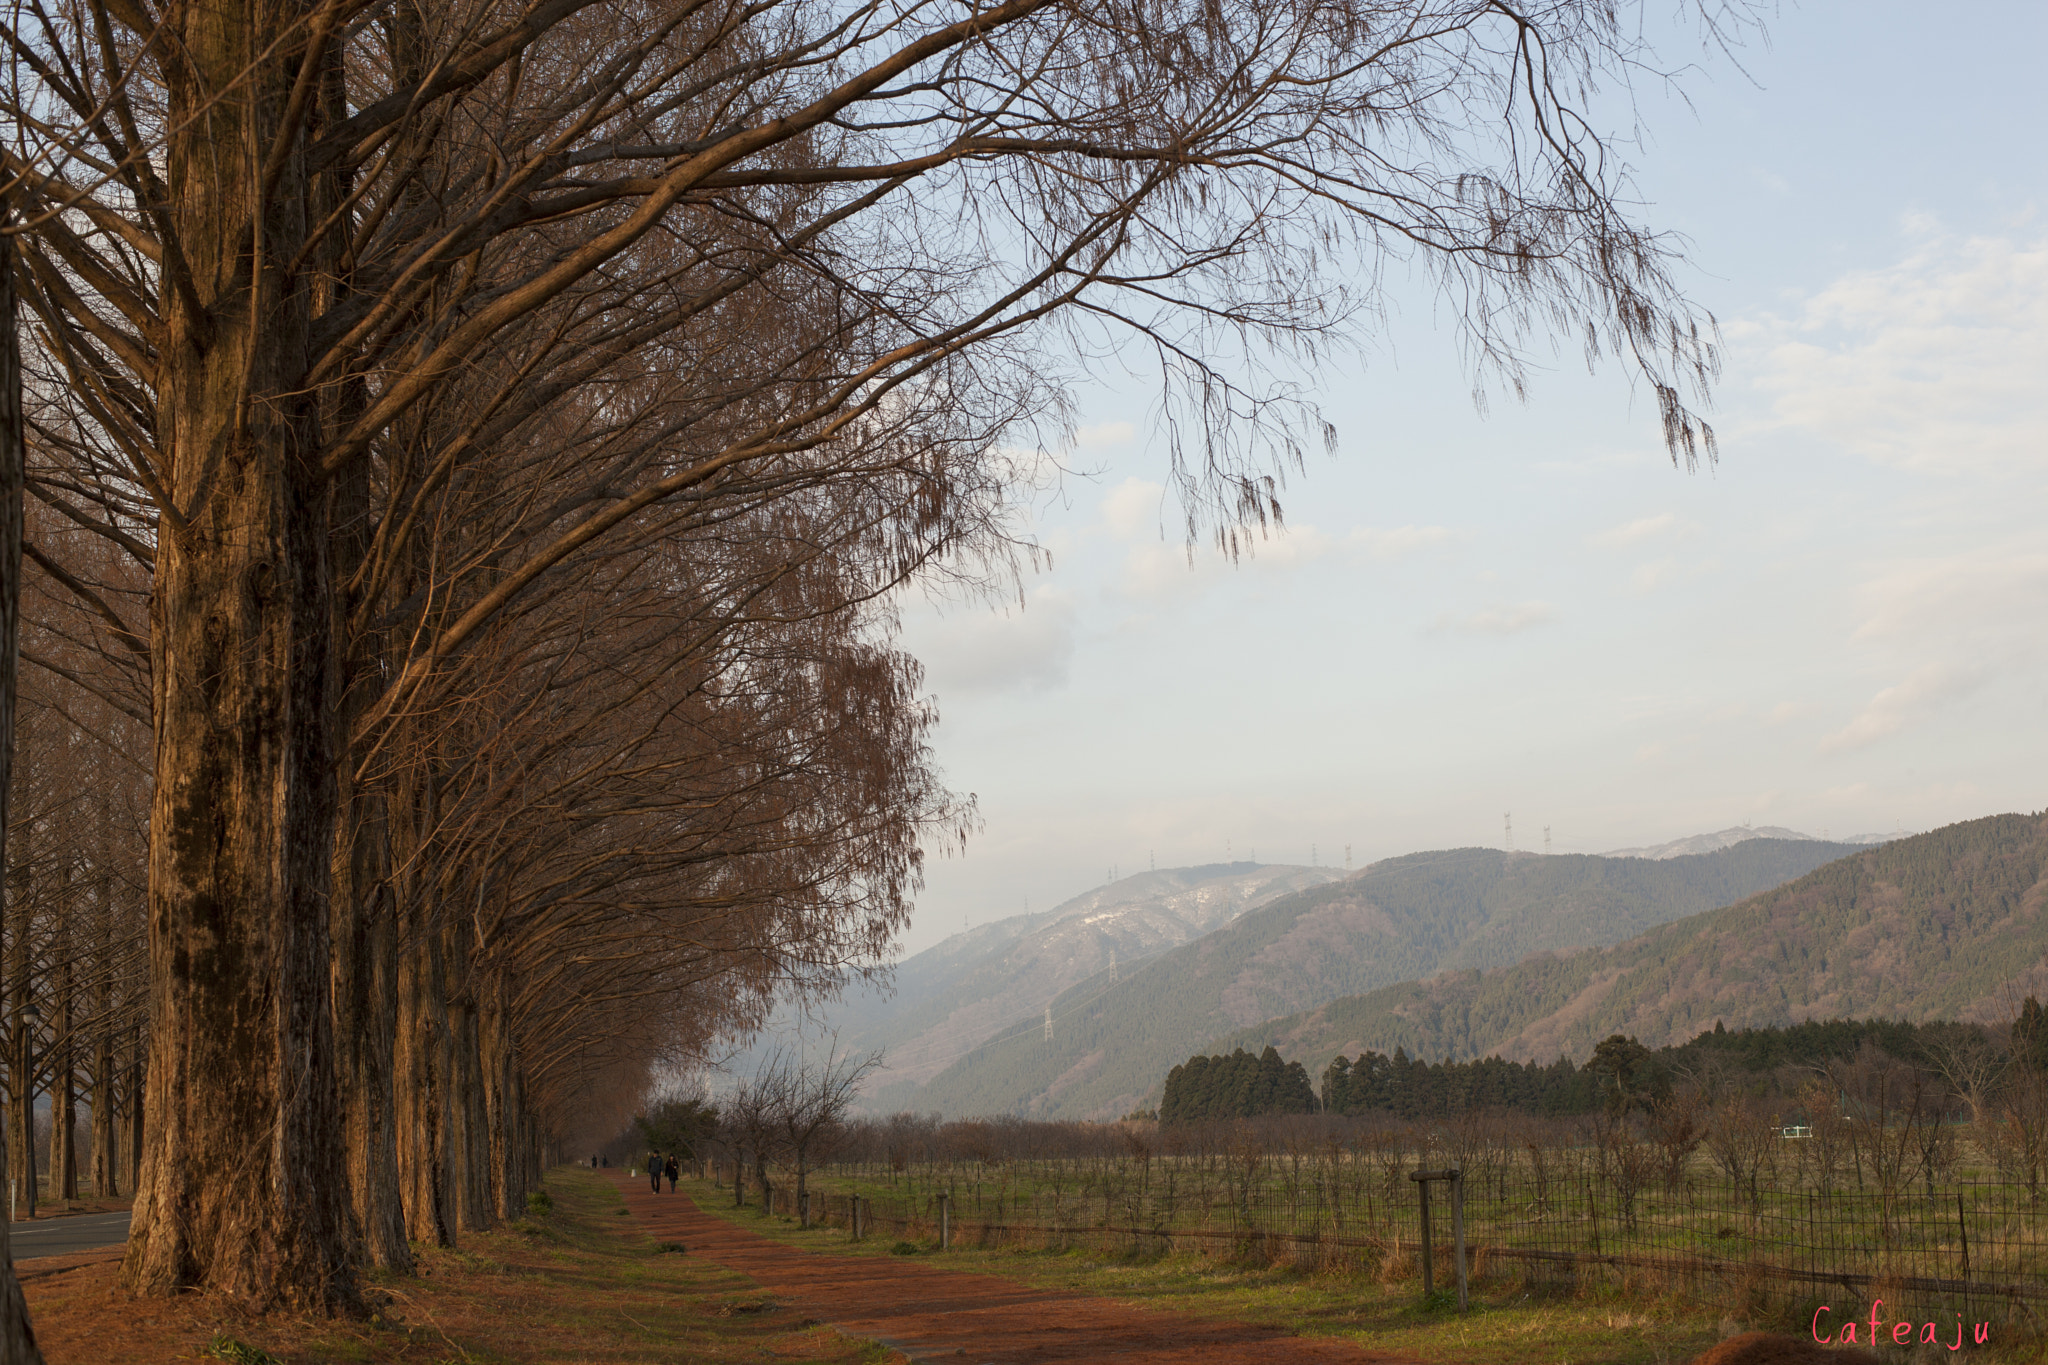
[1230,812,2048,1076]
[911,836,1859,1119]
[751,862,1342,1108]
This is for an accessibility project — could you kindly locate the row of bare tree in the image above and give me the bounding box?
[0,0,1739,1352]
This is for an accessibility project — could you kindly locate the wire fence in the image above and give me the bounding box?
[741,1157,2048,1330]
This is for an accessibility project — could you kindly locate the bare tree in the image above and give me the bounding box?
[757,1044,882,1227]
[1703,1092,1777,1221]
[0,214,49,1365]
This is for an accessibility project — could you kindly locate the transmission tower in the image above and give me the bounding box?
[1108,949,1119,985]
[1312,843,1318,866]
[1504,812,1514,852]
[1044,1005,1054,1042]
[1544,826,1552,857]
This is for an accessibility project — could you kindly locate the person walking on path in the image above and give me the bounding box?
[664,1154,680,1193]
[648,1153,664,1193]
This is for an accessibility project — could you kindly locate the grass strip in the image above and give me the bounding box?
[682,1176,2043,1365]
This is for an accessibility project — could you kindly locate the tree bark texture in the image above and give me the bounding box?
[121,0,355,1309]
[0,216,51,1362]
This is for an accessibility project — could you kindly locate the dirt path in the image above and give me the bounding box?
[612,1174,1430,1364]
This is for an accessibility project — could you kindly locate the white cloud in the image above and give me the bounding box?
[1739,232,2048,474]
[1428,601,1558,636]
[1817,663,1988,755]
[1076,421,1136,451]
[1115,522,1331,601]
[1848,550,2048,648]
[911,587,1078,696]
[1349,524,1455,561]
[1100,477,1164,542]
[1630,558,1678,595]
[1588,514,1678,550]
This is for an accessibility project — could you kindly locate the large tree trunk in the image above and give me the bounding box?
[89,1031,114,1200]
[122,1028,141,1197]
[0,214,51,1362]
[445,936,492,1234]
[480,972,523,1222]
[7,748,34,1224]
[50,862,73,1204]
[89,800,116,1200]
[331,797,408,1269]
[120,0,355,1309]
[394,903,454,1248]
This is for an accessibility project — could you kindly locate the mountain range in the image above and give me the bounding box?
[1227,811,2048,1077]
[905,835,1862,1119]
[1601,824,1908,859]
[752,861,1344,1109]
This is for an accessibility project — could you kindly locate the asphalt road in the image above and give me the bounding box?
[7,1211,130,1260]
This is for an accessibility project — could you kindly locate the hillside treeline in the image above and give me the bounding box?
[1159,1046,1317,1123]
[1322,1049,1599,1117]
[1161,1016,2010,1124]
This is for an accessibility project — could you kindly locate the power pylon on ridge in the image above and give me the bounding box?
[1044,1005,1053,1042]
[1544,826,1552,857]
[1344,843,1352,869]
[1505,813,1514,853]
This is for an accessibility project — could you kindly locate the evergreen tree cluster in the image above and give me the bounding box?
[1675,1015,1989,1074]
[1160,1046,1316,1123]
[2011,996,2048,1072]
[1320,1048,1601,1119]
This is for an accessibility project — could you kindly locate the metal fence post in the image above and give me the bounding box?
[1451,1171,1468,1312]
[939,1192,950,1249]
[1411,1171,1434,1296]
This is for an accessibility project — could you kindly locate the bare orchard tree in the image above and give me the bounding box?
[758,1045,882,1227]
[1703,1092,1777,1221]
[719,1074,779,1211]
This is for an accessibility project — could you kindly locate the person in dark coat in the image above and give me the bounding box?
[664,1154,679,1193]
[648,1153,663,1193]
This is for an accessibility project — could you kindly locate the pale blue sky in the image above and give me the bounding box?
[893,2,2048,953]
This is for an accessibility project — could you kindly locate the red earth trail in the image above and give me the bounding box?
[609,1171,1437,1364]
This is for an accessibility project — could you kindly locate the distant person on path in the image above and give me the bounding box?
[649,1153,663,1193]
[664,1154,679,1193]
